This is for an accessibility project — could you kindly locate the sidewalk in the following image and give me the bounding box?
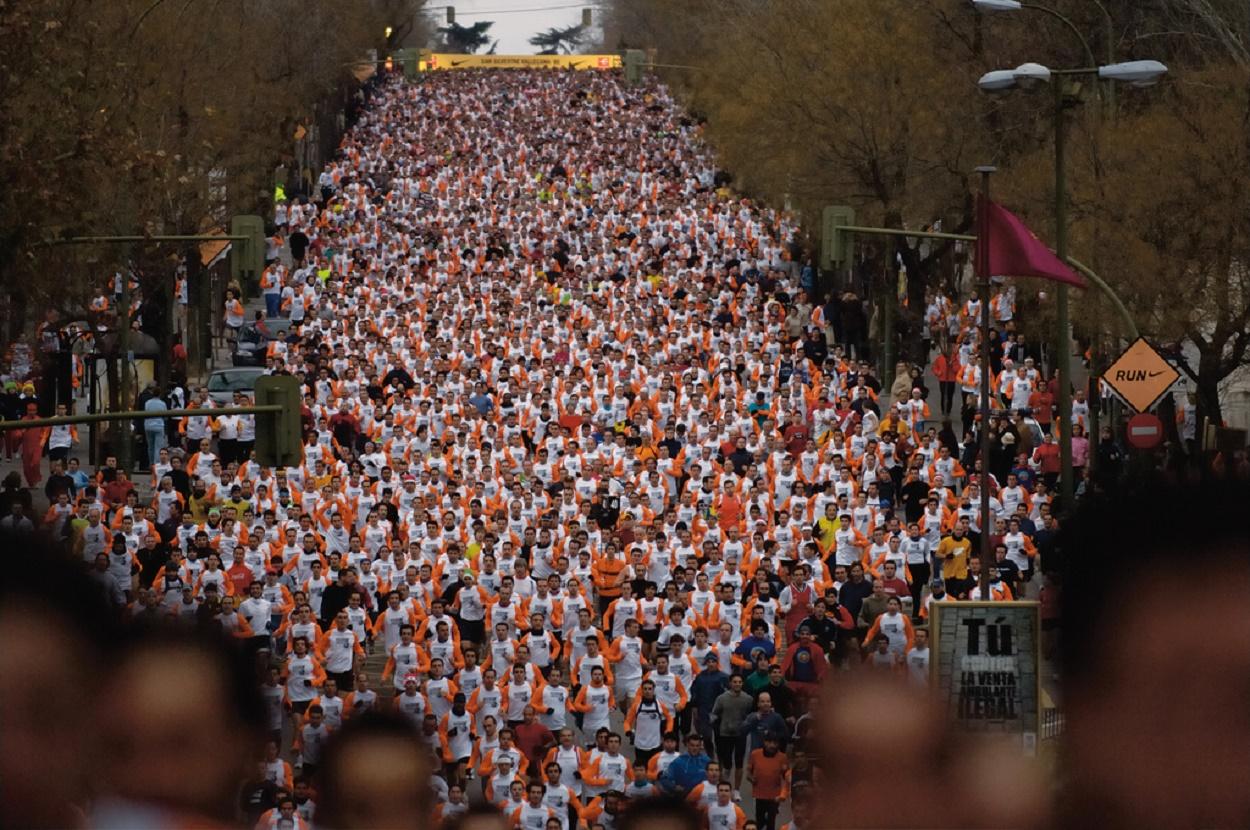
[4,241,288,516]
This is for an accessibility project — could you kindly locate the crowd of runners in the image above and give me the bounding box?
[4,66,1107,830]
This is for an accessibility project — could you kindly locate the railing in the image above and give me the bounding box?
[0,405,282,432]
[1041,707,1066,740]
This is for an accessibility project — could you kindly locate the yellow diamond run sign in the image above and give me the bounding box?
[1102,338,1180,414]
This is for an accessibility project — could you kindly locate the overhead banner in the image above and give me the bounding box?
[425,54,621,71]
[930,601,1042,753]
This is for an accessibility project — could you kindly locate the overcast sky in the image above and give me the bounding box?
[434,0,601,54]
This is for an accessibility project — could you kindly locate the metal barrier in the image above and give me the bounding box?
[1041,707,1066,739]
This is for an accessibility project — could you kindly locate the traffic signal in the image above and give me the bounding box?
[230,214,266,291]
[624,50,645,84]
[446,5,454,24]
[821,205,856,270]
[582,8,592,27]
[253,375,304,468]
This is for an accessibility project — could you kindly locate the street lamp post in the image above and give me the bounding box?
[973,0,1116,109]
[976,166,997,601]
[1052,76,1073,508]
[975,57,1167,509]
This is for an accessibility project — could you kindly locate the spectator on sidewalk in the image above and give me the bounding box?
[142,383,169,468]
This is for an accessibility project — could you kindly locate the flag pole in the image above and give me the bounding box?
[976,166,996,601]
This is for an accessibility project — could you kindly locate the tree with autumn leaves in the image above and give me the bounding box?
[607,0,1250,427]
[0,0,429,379]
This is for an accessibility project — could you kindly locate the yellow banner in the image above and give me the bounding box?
[424,53,621,71]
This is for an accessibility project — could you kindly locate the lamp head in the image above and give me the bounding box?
[1099,60,1168,87]
[978,69,1018,93]
[1012,62,1053,89]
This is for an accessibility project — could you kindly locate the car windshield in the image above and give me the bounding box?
[241,319,290,342]
[207,370,261,392]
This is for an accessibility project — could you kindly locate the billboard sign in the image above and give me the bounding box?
[425,54,621,71]
[930,601,1042,751]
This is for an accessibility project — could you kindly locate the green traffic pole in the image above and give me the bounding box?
[882,235,896,397]
[117,250,133,472]
[0,405,284,432]
[1054,81,1075,510]
[1087,339,1101,479]
[977,166,997,602]
[45,235,247,245]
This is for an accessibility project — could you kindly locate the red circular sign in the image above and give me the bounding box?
[1126,413,1164,450]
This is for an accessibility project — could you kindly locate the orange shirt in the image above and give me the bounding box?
[716,494,742,530]
[748,747,790,800]
[592,556,626,598]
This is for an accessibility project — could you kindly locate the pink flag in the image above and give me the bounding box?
[977,197,1087,288]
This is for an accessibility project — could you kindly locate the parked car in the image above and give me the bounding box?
[231,318,294,367]
[207,366,266,405]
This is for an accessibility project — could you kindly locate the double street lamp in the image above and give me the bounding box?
[971,0,1166,510]
[977,59,1168,92]
[972,0,1117,103]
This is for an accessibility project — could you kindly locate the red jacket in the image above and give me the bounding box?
[933,353,962,383]
[1032,442,1060,474]
[782,641,829,685]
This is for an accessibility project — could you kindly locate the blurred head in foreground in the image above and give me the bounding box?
[1060,478,1250,829]
[618,795,701,830]
[445,804,508,830]
[819,672,1047,828]
[93,625,266,827]
[315,710,431,830]
[0,532,115,829]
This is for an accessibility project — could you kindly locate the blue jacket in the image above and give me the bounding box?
[660,751,711,794]
[690,669,728,713]
[742,710,788,751]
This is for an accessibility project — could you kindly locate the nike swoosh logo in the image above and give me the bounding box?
[451,60,466,67]
[1147,370,1169,378]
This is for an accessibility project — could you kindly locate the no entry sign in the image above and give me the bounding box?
[1126,413,1165,450]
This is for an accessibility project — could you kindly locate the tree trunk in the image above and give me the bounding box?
[1195,359,1224,434]
[897,240,931,366]
[154,269,173,392]
[7,291,26,344]
[185,244,208,379]
[1157,392,1181,445]
[103,353,120,461]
